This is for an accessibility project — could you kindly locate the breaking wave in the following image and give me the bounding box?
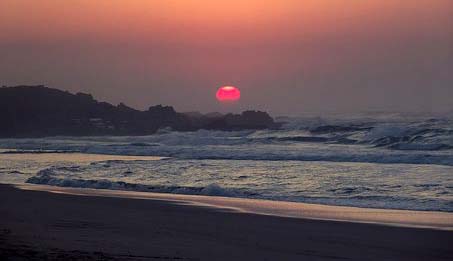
[2,115,452,213]
[0,116,452,166]
[24,165,453,212]
[26,168,254,198]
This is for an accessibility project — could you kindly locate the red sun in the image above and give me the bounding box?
[216,86,241,102]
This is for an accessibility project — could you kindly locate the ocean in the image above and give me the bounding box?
[1,113,452,212]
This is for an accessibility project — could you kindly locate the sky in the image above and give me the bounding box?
[1,0,452,115]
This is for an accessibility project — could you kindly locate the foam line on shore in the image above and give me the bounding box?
[15,183,453,231]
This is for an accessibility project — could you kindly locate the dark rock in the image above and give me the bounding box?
[0,85,277,137]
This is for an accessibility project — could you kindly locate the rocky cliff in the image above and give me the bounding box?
[0,85,278,137]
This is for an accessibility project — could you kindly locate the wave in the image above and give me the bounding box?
[268,136,329,143]
[309,125,372,134]
[278,117,453,149]
[388,143,452,151]
[25,167,453,212]
[128,142,159,147]
[26,169,255,198]
[181,153,453,166]
[1,140,453,166]
[300,195,453,212]
[1,117,452,166]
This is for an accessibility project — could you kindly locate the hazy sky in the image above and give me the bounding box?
[1,0,452,115]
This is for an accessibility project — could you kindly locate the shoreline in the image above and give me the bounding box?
[1,183,453,260]
[16,183,453,231]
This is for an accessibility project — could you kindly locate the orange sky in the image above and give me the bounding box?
[2,1,450,42]
[1,0,452,113]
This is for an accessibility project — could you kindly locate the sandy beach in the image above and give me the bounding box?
[3,1,453,260]
[1,184,453,260]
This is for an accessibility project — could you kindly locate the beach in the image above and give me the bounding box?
[1,184,452,260]
[3,1,453,260]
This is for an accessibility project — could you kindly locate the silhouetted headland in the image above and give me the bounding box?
[0,85,279,137]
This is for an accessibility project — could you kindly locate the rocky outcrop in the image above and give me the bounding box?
[0,85,278,137]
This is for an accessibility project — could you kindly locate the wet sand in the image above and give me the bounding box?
[1,184,453,260]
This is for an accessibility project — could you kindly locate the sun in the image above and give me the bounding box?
[216,86,241,102]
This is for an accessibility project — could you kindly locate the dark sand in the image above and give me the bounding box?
[1,184,452,260]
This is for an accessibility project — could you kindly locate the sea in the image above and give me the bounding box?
[1,113,452,212]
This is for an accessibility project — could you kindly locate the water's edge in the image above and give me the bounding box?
[15,183,453,231]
